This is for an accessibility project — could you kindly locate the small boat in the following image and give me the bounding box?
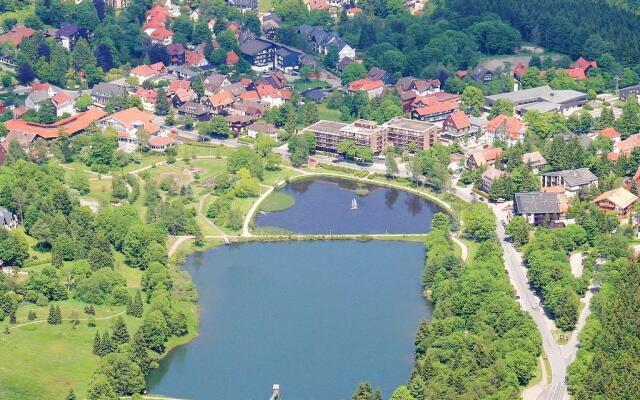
[351,198,358,210]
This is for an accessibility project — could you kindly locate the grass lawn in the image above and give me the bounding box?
[185,158,227,180]
[259,0,273,12]
[293,80,330,91]
[460,237,480,262]
[85,179,112,205]
[0,4,35,25]
[259,191,295,212]
[318,103,344,122]
[181,143,235,158]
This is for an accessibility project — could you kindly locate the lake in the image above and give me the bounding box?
[147,241,430,400]
[254,178,443,234]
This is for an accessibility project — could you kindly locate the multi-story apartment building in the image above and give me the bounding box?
[304,117,438,154]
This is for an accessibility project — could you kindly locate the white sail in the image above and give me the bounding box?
[351,198,358,210]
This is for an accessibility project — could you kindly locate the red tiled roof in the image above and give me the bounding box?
[565,68,587,80]
[185,50,206,67]
[414,101,458,116]
[240,78,252,87]
[571,57,597,72]
[617,134,640,153]
[347,7,362,13]
[600,127,620,139]
[103,107,159,135]
[31,82,51,93]
[174,88,195,103]
[135,88,158,104]
[5,108,106,139]
[455,70,467,78]
[486,114,525,138]
[51,92,72,107]
[209,90,235,108]
[348,78,384,92]
[240,90,260,101]
[226,51,239,66]
[0,25,36,46]
[131,64,157,78]
[146,5,170,20]
[447,111,470,130]
[150,27,174,41]
[148,136,176,146]
[514,63,527,78]
[168,79,190,93]
[308,0,329,9]
[607,152,620,161]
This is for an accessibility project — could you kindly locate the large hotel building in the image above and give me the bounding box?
[304,117,438,154]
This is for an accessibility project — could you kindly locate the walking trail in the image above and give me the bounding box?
[10,310,126,331]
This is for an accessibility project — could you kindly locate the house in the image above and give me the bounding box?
[368,67,393,85]
[171,88,196,108]
[275,47,302,72]
[571,57,597,74]
[130,64,160,84]
[0,25,35,47]
[204,73,231,96]
[239,38,277,72]
[307,0,329,11]
[441,111,471,140]
[226,0,258,12]
[298,25,355,61]
[256,83,291,107]
[91,83,126,107]
[55,23,80,51]
[204,90,235,113]
[466,147,503,170]
[513,63,527,82]
[50,92,74,117]
[485,86,588,116]
[615,133,640,156]
[485,114,526,145]
[0,206,18,229]
[168,79,191,95]
[480,166,507,193]
[347,78,384,99]
[149,27,174,45]
[134,88,159,112]
[593,187,637,218]
[148,136,177,152]
[5,108,106,140]
[226,51,239,66]
[471,66,493,83]
[396,77,441,96]
[167,43,186,65]
[225,114,257,136]
[261,13,282,40]
[522,151,547,173]
[346,7,363,17]
[0,131,36,162]
[599,127,621,143]
[246,122,278,139]
[541,168,598,196]
[99,107,160,149]
[185,49,208,68]
[514,192,568,225]
[411,100,458,122]
[620,83,640,101]
[177,102,210,121]
[25,90,54,111]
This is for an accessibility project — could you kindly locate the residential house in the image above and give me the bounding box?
[471,66,493,83]
[105,0,131,9]
[307,0,329,11]
[347,78,384,99]
[466,147,503,170]
[171,88,196,108]
[225,114,257,136]
[0,206,18,229]
[226,0,258,12]
[485,114,526,145]
[99,107,160,150]
[177,102,210,121]
[368,67,393,85]
[541,168,598,196]
[91,83,126,107]
[226,51,239,66]
[480,166,507,193]
[599,127,621,144]
[620,83,640,101]
[204,90,235,113]
[149,27,174,45]
[168,79,191,96]
[50,92,74,117]
[247,122,278,139]
[593,187,637,218]
[185,49,208,68]
[148,136,177,152]
[571,57,598,74]
[204,73,231,96]
[135,88,159,112]
[298,25,355,61]
[514,192,568,225]
[615,133,640,156]
[0,25,35,47]
[411,100,458,122]
[261,14,282,40]
[239,38,277,72]
[1,131,36,163]
[346,7,363,17]
[256,83,291,107]
[513,63,527,82]
[167,43,186,65]
[441,111,471,140]
[25,90,54,111]
[130,64,162,84]
[55,23,80,51]
[522,151,547,173]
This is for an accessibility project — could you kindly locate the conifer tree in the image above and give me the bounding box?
[9,307,16,324]
[102,330,115,355]
[47,304,61,325]
[55,305,63,324]
[126,295,134,316]
[130,329,151,375]
[65,388,77,400]
[155,88,170,116]
[111,316,130,345]
[93,331,102,356]
[132,291,144,318]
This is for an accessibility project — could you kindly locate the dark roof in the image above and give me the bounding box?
[178,101,209,116]
[56,23,78,38]
[239,38,274,56]
[91,83,125,98]
[0,206,15,225]
[542,168,598,187]
[471,66,491,81]
[515,192,561,214]
[302,88,327,102]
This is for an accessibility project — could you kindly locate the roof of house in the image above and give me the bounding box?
[0,25,36,46]
[446,111,470,130]
[616,133,640,153]
[368,67,389,82]
[247,122,278,134]
[240,90,260,101]
[5,108,106,139]
[208,90,235,108]
[26,90,52,105]
[135,88,158,104]
[226,50,239,65]
[307,0,329,9]
[600,127,620,139]
[522,151,547,166]
[515,192,562,214]
[481,166,507,182]
[91,83,126,98]
[572,57,597,72]
[239,38,273,56]
[485,114,526,139]
[51,92,72,108]
[174,88,195,103]
[1,130,36,151]
[469,147,503,167]
[177,101,209,115]
[104,107,159,134]
[149,27,174,41]
[565,68,587,80]
[348,78,384,92]
[166,43,185,55]
[485,85,587,107]
[168,79,190,93]
[131,64,157,78]
[414,100,458,117]
[347,7,362,13]
[593,187,637,209]
[0,206,15,225]
[542,168,598,187]
[514,63,527,78]
[56,23,78,38]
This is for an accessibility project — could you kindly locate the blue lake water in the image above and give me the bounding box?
[253,178,443,234]
[147,241,430,400]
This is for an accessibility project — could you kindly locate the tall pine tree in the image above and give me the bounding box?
[131,291,144,318]
[93,331,102,356]
[111,316,130,345]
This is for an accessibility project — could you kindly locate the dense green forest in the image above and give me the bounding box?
[567,258,640,398]
[453,0,640,65]
[406,208,541,398]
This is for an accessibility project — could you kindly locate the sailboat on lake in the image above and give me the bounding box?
[351,198,358,210]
